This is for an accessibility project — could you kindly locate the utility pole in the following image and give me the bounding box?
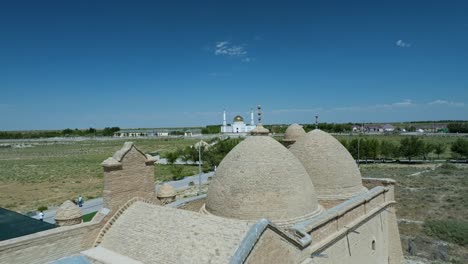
[197,139,202,196]
[357,137,360,167]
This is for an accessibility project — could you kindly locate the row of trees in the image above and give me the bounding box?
[62,127,120,137]
[447,123,468,133]
[340,137,468,161]
[0,127,121,139]
[164,138,243,168]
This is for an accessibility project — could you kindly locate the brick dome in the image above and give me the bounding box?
[289,129,366,201]
[55,200,82,226]
[157,183,176,198]
[283,123,306,142]
[205,136,322,226]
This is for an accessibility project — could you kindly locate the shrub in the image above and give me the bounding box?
[439,163,457,170]
[37,206,48,212]
[424,219,468,246]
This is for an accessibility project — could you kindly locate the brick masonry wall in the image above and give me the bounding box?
[0,222,103,264]
[103,147,155,211]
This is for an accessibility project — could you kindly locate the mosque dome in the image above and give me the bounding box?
[283,124,306,142]
[289,129,366,201]
[233,115,244,122]
[55,200,82,226]
[205,136,322,226]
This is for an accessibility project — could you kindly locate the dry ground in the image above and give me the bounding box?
[0,138,197,212]
[360,163,468,263]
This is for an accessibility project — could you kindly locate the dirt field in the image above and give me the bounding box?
[0,138,197,212]
[360,163,468,263]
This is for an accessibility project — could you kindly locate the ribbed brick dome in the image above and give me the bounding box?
[55,200,82,226]
[289,129,366,200]
[283,123,306,142]
[157,183,176,198]
[205,136,322,226]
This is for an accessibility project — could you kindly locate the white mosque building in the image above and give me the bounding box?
[220,110,256,134]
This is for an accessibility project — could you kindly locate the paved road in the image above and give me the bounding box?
[32,172,214,224]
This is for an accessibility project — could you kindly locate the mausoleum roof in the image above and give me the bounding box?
[283,123,306,142]
[55,200,82,221]
[205,136,322,226]
[289,129,366,200]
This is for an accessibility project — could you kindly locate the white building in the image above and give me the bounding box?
[220,110,255,134]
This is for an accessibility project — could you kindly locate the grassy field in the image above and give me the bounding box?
[360,163,468,262]
[0,138,197,212]
[154,164,207,182]
[360,163,468,222]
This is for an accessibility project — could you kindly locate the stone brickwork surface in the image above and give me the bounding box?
[289,129,367,201]
[102,143,155,212]
[206,136,322,226]
[0,221,102,264]
[99,201,252,264]
[245,229,301,264]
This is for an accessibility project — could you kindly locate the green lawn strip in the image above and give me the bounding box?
[82,211,97,222]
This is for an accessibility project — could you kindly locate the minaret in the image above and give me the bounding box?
[250,104,269,135]
[223,110,227,126]
[250,108,254,125]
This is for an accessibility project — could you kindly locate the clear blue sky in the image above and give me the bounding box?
[1,0,467,130]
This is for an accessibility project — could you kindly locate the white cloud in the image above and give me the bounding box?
[393,99,413,106]
[214,41,252,62]
[271,108,323,114]
[396,39,411,48]
[428,100,465,107]
[214,41,247,56]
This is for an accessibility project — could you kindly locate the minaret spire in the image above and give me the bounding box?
[223,110,227,126]
[250,108,254,125]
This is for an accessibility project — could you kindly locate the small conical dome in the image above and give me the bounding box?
[157,184,176,198]
[55,200,82,226]
[289,129,366,201]
[205,136,322,226]
[283,124,306,142]
[250,124,269,136]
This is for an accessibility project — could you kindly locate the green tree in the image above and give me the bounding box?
[399,137,424,162]
[451,138,468,159]
[367,139,380,161]
[339,139,348,150]
[380,140,397,160]
[421,142,435,161]
[433,143,447,159]
[201,125,221,134]
[181,145,204,163]
[165,149,181,164]
[102,127,120,136]
[62,128,73,135]
[203,138,243,167]
[347,138,360,159]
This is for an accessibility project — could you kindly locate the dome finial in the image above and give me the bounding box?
[250,104,269,136]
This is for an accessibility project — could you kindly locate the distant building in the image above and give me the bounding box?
[220,110,256,134]
[114,129,155,137]
[383,124,395,132]
[113,129,172,137]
